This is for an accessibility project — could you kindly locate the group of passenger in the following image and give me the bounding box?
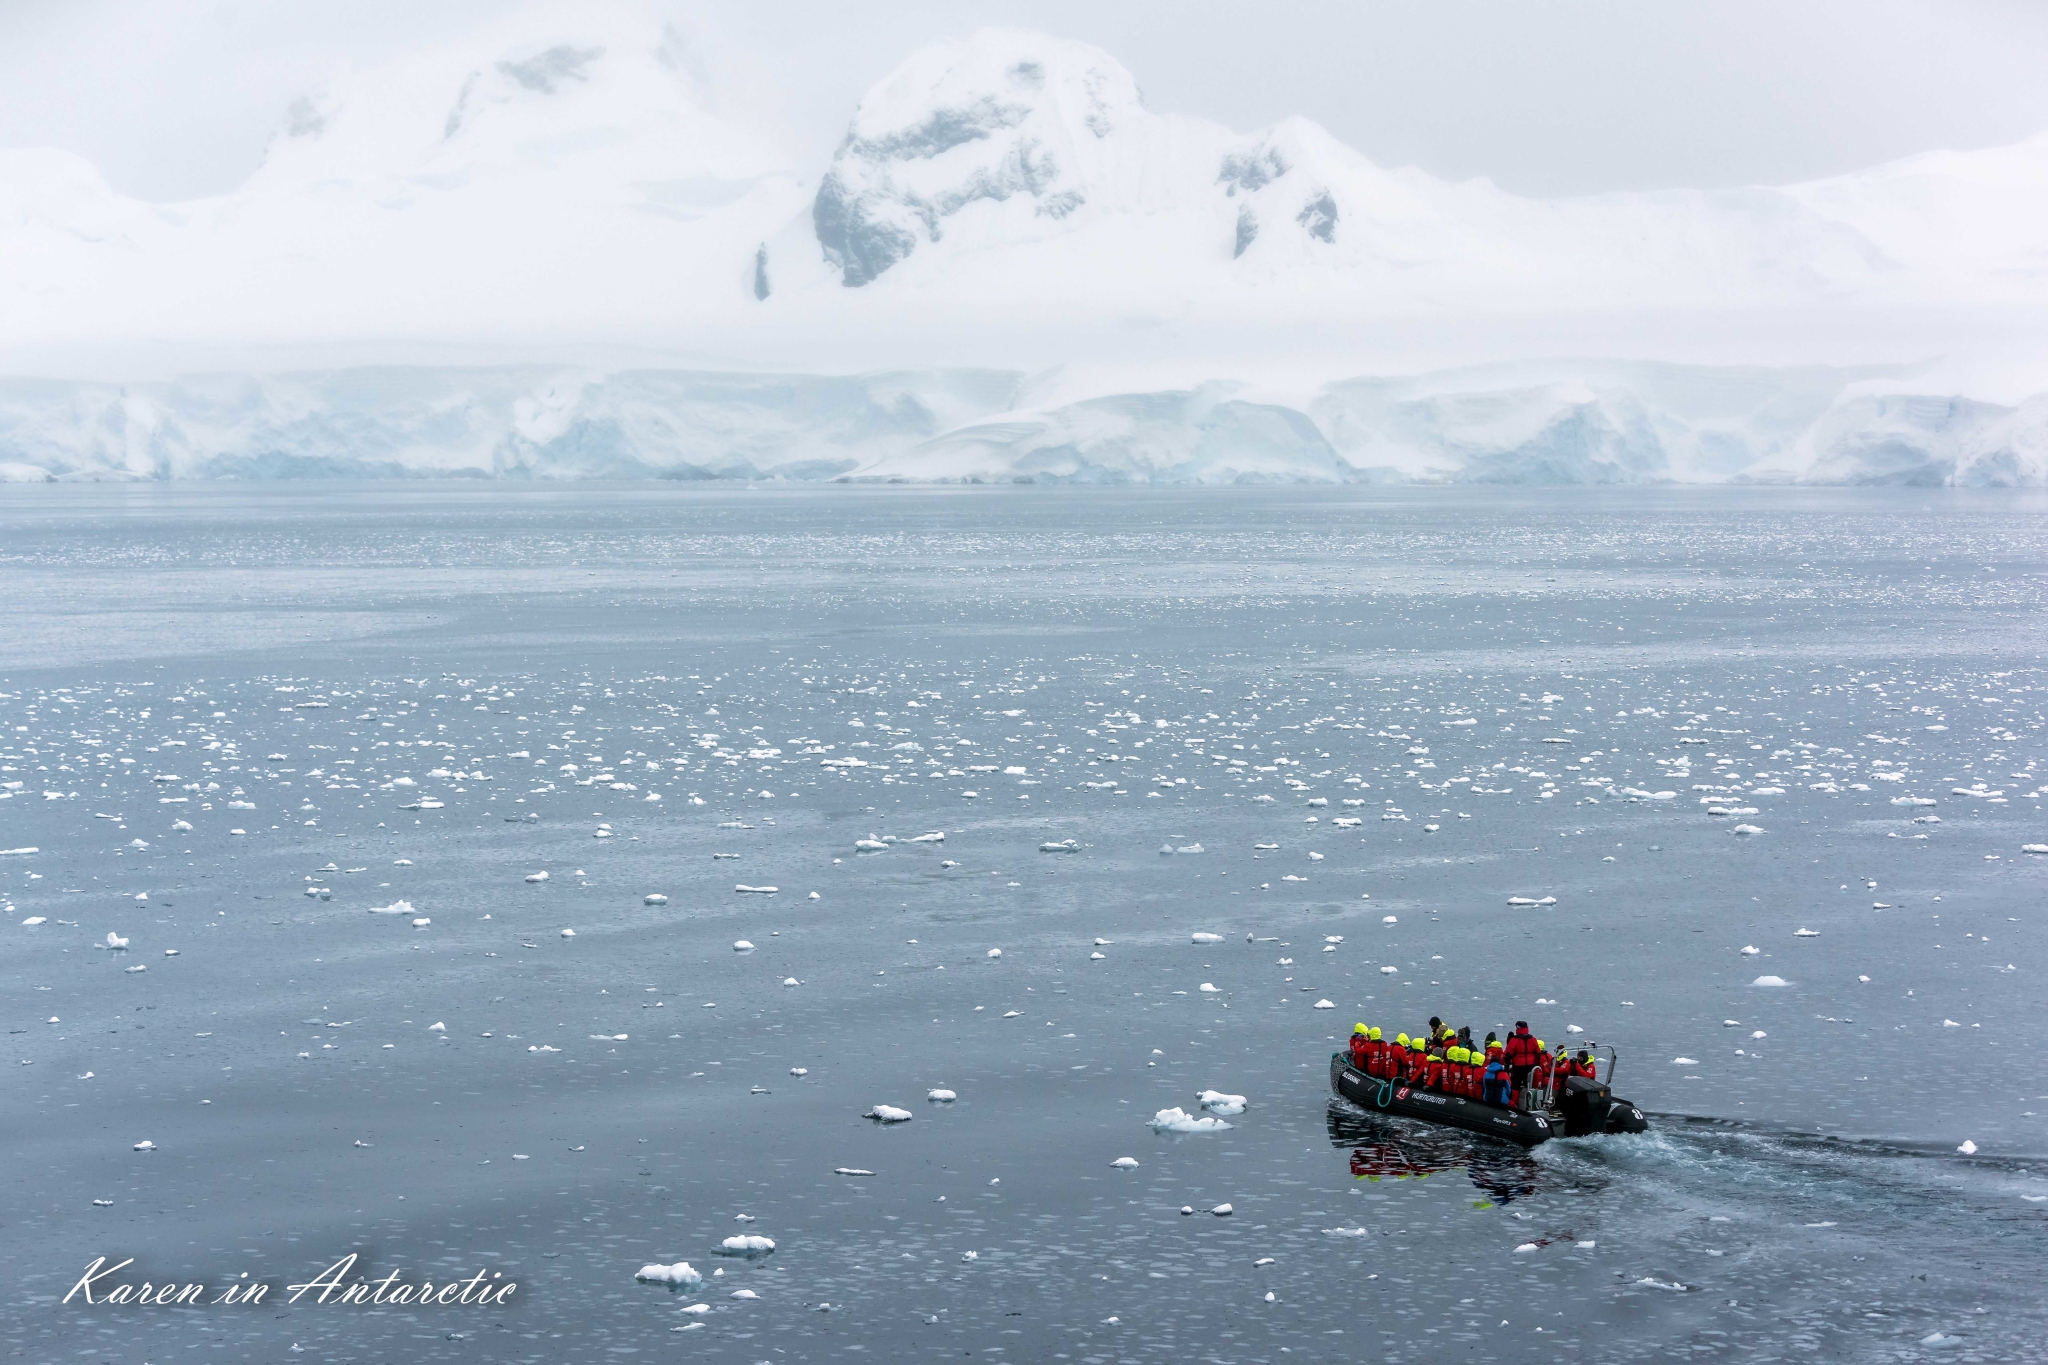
[1346,1016,1602,1111]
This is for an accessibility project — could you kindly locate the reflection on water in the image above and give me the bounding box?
[1327,1102,1601,1206]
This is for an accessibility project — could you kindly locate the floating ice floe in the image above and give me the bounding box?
[1731,824,1765,835]
[927,1089,957,1102]
[1794,928,1819,937]
[854,838,888,852]
[367,900,415,916]
[133,1140,154,1151]
[635,1261,703,1286]
[1149,1107,1231,1134]
[986,948,1002,959]
[1110,1157,1138,1169]
[1752,975,1788,987]
[2024,845,2048,855]
[783,977,802,987]
[1039,840,1078,853]
[1740,945,1760,955]
[1672,1057,1699,1065]
[644,894,667,905]
[1379,965,1397,975]
[1506,895,1557,906]
[1197,1090,1247,1115]
[735,885,778,894]
[1198,982,1220,993]
[21,917,45,926]
[1324,1227,1369,1237]
[733,940,754,952]
[833,1167,873,1177]
[1313,999,1335,1009]
[1190,932,1223,944]
[560,928,576,938]
[106,932,128,950]
[1957,1139,1978,1155]
[866,1105,913,1123]
[524,871,548,883]
[1210,1203,1233,1216]
[719,1235,775,1255]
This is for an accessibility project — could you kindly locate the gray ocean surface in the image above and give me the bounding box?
[2,484,2044,1363]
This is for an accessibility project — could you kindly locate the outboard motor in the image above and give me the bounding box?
[1558,1075,1612,1137]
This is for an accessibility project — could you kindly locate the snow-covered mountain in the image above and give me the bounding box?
[3,10,2046,484]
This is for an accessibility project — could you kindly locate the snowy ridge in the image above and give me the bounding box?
[3,360,2043,486]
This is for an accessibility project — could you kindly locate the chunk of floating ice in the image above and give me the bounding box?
[1957,1139,1978,1154]
[730,1288,758,1300]
[1731,825,1764,835]
[854,838,888,852]
[1001,1010,1021,1018]
[1149,1107,1231,1134]
[719,1235,776,1255]
[1110,1157,1139,1169]
[1723,1020,1742,1027]
[735,885,778,894]
[411,917,431,928]
[1312,999,1335,1009]
[367,900,414,916]
[1090,952,1105,960]
[1920,1333,1962,1347]
[733,940,754,952]
[783,977,802,987]
[833,1167,873,1177]
[1094,937,1112,946]
[2023,845,2048,855]
[1506,896,1557,906]
[106,931,129,949]
[1211,1203,1233,1216]
[1325,936,1344,944]
[1752,975,1788,987]
[1513,1242,1539,1254]
[1566,1024,1584,1033]
[635,1261,702,1286]
[1,847,40,857]
[22,916,46,926]
[1323,1227,1369,1238]
[1379,965,1397,975]
[1740,945,1760,955]
[960,1250,979,1262]
[1199,982,1220,993]
[986,948,1003,959]
[1190,932,1223,944]
[560,928,576,938]
[1752,1030,1767,1040]
[644,894,667,905]
[1039,840,1078,853]
[927,1089,957,1102]
[1198,1091,1247,1115]
[790,1067,807,1076]
[1794,928,1819,937]
[133,1140,154,1151]
[866,1105,913,1123]
[524,871,548,883]
[1672,1057,1699,1065]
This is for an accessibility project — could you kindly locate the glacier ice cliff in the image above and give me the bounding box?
[2,361,2042,487]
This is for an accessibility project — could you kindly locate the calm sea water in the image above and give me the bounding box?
[3,485,2044,1363]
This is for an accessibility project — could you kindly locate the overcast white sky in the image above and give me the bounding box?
[7,0,2048,203]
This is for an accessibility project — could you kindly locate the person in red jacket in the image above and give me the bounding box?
[1503,1021,1542,1097]
[1349,1024,1371,1071]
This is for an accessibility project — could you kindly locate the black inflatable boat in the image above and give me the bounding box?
[1329,1052,1648,1148]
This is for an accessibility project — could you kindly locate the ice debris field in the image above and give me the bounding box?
[3,485,2045,1362]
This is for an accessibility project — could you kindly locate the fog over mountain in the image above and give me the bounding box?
[3,10,2045,484]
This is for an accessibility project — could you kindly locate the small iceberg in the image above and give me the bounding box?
[1149,1107,1231,1134]
[1752,975,1789,987]
[927,1089,957,1102]
[1190,931,1223,944]
[719,1235,776,1256]
[636,1261,703,1286]
[1197,1090,1247,1115]
[1110,1157,1139,1169]
[1039,840,1079,853]
[866,1105,913,1123]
